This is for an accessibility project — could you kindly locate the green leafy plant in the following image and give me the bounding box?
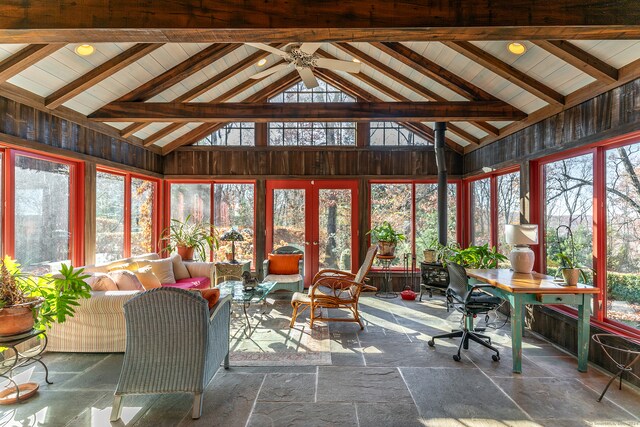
[554,225,591,283]
[367,221,406,244]
[159,215,219,261]
[0,257,91,329]
[444,243,508,269]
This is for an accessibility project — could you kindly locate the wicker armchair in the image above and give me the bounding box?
[289,246,378,329]
[110,287,232,421]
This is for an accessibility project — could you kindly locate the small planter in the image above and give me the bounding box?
[0,297,44,337]
[562,268,581,286]
[177,245,195,261]
[423,249,436,263]
[377,241,397,256]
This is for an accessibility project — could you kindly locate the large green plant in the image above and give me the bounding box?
[367,221,406,244]
[0,257,91,329]
[554,225,591,282]
[444,243,508,269]
[159,215,219,261]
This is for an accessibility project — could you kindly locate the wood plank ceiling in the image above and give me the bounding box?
[0,1,639,155]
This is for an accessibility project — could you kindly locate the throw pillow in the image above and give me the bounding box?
[109,270,145,291]
[107,262,139,272]
[171,253,191,280]
[137,258,176,285]
[197,288,220,309]
[86,273,118,291]
[268,253,302,275]
[134,267,162,290]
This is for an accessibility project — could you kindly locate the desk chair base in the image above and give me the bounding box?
[428,327,500,362]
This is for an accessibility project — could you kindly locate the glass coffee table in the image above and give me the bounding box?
[217,280,276,335]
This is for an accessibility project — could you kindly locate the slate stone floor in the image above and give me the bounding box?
[2,295,640,426]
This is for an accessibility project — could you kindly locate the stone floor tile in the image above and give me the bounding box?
[66,393,160,426]
[257,372,316,402]
[247,402,357,427]
[400,367,529,422]
[54,353,123,391]
[356,402,424,427]
[329,352,366,366]
[316,366,411,402]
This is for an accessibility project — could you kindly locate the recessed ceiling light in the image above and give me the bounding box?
[257,58,267,67]
[507,42,527,55]
[74,44,95,56]
[352,58,361,63]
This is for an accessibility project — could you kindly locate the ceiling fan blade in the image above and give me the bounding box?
[246,43,289,57]
[250,63,291,80]
[299,43,322,55]
[315,58,361,73]
[297,67,319,89]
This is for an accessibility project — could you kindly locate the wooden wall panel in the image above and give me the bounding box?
[165,147,463,178]
[0,96,163,174]
[464,78,640,175]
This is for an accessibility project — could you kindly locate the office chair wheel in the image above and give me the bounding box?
[453,354,461,362]
[492,354,500,362]
[427,339,435,347]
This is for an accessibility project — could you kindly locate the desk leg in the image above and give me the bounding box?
[510,294,523,374]
[577,294,592,372]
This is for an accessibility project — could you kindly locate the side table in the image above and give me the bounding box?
[375,255,397,299]
[214,260,251,285]
[0,329,52,404]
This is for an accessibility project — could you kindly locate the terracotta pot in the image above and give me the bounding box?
[0,298,43,337]
[177,245,195,261]
[377,241,397,256]
[562,268,581,286]
[225,252,233,262]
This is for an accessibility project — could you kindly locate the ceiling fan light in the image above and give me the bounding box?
[74,44,95,56]
[507,42,527,55]
[257,58,267,67]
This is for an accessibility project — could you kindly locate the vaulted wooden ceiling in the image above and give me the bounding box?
[0,1,639,155]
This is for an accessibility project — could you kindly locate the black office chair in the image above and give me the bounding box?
[427,262,502,362]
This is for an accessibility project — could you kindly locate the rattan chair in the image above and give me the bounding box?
[289,246,378,329]
[110,287,232,421]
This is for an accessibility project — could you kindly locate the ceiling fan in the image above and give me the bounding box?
[247,43,361,89]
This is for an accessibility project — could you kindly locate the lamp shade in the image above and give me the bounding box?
[505,224,538,245]
[220,229,244,242]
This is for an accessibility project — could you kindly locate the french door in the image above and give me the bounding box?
[266,180,359,287]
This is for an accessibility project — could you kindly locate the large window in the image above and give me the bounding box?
[13,153,79,274]
[470,178,491,245]
[269,81,356,146]
[169,181,255,263]
[95,169,158,263]
[195,122,255,146]
[497,172,521,254]
[543,154,594,283]
[371,181,459,267]
[370,122,429,146]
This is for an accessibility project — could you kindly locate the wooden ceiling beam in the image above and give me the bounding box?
[116,43,241,103]
[333,43,500,137]
[317,50,479,146]
[443,41,565,106]
[91,101,527,123]
[532,40,619,83]
[0,43,64,82]
[372,42,497,101]
[161,71,300,153]
[45,43,163,109]
[2,1,639,42]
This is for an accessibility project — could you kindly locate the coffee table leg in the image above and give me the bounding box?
[243,302,252,336]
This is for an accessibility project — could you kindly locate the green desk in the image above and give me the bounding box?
[466,269,600,374]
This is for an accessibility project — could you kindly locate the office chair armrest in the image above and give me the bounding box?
[463,284,496,303]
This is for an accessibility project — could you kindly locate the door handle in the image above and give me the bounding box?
[305,241,310,245]
[313,241,319,245]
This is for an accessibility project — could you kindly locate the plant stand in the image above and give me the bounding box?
[375,255,397,299]
[592,334,640,402]
[0,329,51,404]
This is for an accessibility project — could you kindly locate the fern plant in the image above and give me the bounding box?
[0,257,91,329]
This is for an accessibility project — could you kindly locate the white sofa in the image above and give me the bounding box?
[46,253,215,352]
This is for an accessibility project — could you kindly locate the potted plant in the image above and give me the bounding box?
[445,243,508,269]
[367,221,406,256]
[0,257,91,336]
[554,225,590,286]
[159,215,219,261]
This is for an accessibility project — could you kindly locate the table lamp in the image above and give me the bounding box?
[220,228,244,264]
[505,224,538,273]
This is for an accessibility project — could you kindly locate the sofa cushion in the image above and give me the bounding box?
[109,270,145,291]
[197,288,220,309]
[87,273,118,291]
[134,267,162,290]
[268,253,302,275]
[138,258,176,285]
[171,253,191,280]
[163,277,211,290]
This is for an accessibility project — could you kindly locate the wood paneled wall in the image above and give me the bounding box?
[0,96,163,174]
[164,147,463,177]
[464,78,640,175]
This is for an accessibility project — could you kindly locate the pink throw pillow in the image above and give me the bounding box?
[86,273,118,291]
[108,270,145,291]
